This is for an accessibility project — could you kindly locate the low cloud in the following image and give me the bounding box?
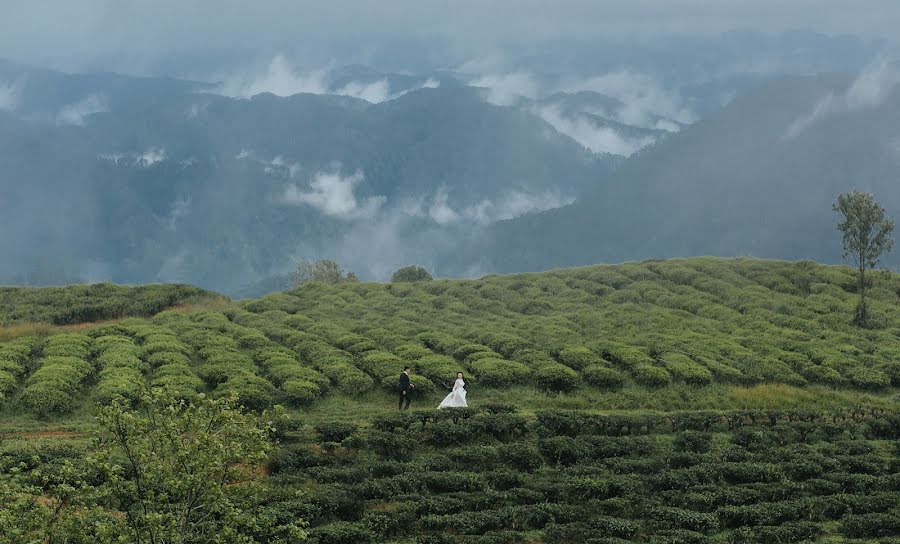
[0,78,24,111]
[215,55,441,103]
[403,185,573,226]
[336,77,441,103]
[217,54,329,98]
[56,93,108,125]
[566,70,695,129]
[336,79,391,103]
[281,168,386,220]
[166,197,192,230]
[138,148,166,167]
[534,104,656,156]
[784,57,900,139]
[96,148,166,167]
[328,185,573,281]
[469,72,540,106]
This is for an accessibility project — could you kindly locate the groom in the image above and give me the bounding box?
[398,366,414,410]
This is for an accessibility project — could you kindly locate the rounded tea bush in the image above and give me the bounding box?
[558,347,604,370]
[467,358,531,387]
[534,364,580,393]
[583,365,626,389]
[281,379,319,405]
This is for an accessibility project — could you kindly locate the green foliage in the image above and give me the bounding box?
[391,266,434,283]
[315,421,358,443]
[633,365,672,387]
[93,390,306,543]
[660,353,713,385]
[292,259,358,286]
[0,284,212,326]
[534,363,580,392]
[558,347,604,370]
[22,348,93,417]
[834,190,895,325]
[582,365,626,389]
[467,358,531,387]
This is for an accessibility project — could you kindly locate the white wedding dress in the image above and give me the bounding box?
[438,378,468,408]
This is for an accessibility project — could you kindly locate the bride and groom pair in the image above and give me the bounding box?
[398,367,468,410]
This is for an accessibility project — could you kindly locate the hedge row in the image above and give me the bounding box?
[21,334,93,416]
[175,319,276,410]
[132,326,202,400]
[93,335,146,405]
[271,406,900,543]
[0,336,38,401]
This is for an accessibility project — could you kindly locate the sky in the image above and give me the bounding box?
[2,0,898,75]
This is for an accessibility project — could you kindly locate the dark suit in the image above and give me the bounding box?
[398,372,412,410]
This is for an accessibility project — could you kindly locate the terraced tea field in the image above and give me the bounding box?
[1,258,899,542]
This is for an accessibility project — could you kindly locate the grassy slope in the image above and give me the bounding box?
[2,258,900,543]
[0,257,897,434]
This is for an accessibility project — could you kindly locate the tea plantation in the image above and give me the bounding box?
[1,257,899,542]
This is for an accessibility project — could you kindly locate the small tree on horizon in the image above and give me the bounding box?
[833,190,894,326]
[391,265,433,283]
[291,259,358,286]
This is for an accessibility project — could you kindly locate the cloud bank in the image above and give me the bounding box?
[57,93,108,125]
[217,54,329,98]
[281,168,386,220]
[566,70,695,129]
[0,79,24,112]
[784,57,900,139]
[534,105,656,156]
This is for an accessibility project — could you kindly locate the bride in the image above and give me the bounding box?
[438,372,468,408]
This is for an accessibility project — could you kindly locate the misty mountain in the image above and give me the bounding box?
[0,59,211,123]
[452,69,900,274]
[0,69,614,293]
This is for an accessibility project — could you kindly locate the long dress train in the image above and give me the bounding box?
[438,378,468,408]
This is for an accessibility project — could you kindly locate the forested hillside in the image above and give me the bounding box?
[458,73,900,274]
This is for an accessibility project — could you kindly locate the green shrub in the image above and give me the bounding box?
[315,421,358,443]
[604,345,655,369]
[452,343,494,361]
[558,347,604,370]
[22,355,93,417]
[213,373,276,410]
[464,350,504,364]
[673,431,713,453]
[94,367,144,404]
[660,353,713,385]
[309,521,374,544]
[281,379,320,405]
[842,512,900,538]
[843,365,891,390]
[534,363,580,392]
[319,361,374,395]
[648,506,719,533]
[467,358,531,387]
[394,343,432,360]
[416,332,465,355]
[633,365,672,387]
[497,443,543,472]
[583,365,626,389]
[416,354,462,384]
[539,436,585,466]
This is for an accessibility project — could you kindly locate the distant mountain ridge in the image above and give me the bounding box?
[0,66,614,293]
[451,72,900,274]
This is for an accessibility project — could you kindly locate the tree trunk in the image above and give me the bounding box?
[856,256,867,325]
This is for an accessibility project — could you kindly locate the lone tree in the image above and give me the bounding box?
[834,190,894,325]
[391,265,433,283]
[292,259,358,286]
